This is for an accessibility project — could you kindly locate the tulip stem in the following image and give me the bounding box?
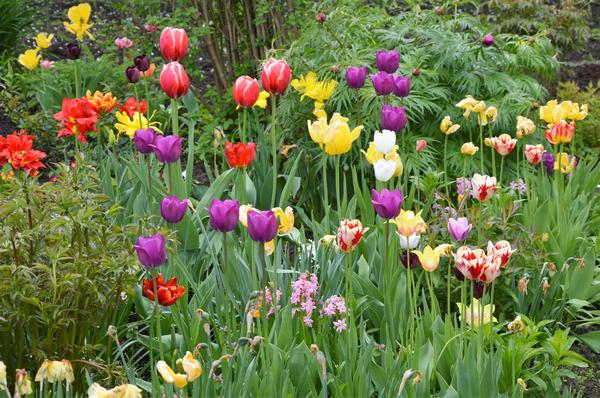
[335,155,341,215]
[406,246,414,349]
[152,270,164,359]
[22,177,35,263]
[444,134,449,198]
[171,98,179,136]
[223,232,231,328]
[146,154,153,208]
[499,156,505,186]
[479,124,484,173]
[270,95,278,208]
[242,108,248,143]
[447,260,452,317]
[322,156,329,211]
[489,126,496,177]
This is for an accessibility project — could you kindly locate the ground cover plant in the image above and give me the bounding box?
[0,1,599,397]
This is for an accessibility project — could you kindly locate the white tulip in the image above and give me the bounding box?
[373,159,396,182]
[399,233,421,249]
[374,129,396,155]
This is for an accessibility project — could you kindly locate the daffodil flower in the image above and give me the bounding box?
[181,351,202,382]
[64,3,94,40]
[273,206,294,234]
[114,111,161,139]
[18,48,41,70]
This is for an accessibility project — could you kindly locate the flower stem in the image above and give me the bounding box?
[242,108,248,143]
[335,155,341,215]
[444,134,449,198]
[152,270,164,359]
[146,154,153,209]
[322,156,329,211]
[479,124,484,173]
[446,260,452,316]
[499,156,505,186]
[270,95,278,208]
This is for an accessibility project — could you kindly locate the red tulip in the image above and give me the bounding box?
[53,98,98,143]
[233,76,260,107]
[159,27,188,62]
[160,62,190,98]
[261,59,291,95]
[142,273,185,306]
[225,141,256,168]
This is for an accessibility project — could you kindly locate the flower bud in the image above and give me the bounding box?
[161,195,189,224]
[65,42,81,59]
[345,66,368,89]
[316,13,327,23]
[482,34,494,47]
[133,128,156,154]
[152,135,182,164]
[376,50,400,73]
[261,59,292,95]
[160,62,190,98]
[160,27,188,61]
[232,76,260,108]
[134,54,150,72]
[125,66,141,83]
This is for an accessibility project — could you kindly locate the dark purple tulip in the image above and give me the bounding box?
[447,217,472,242]
[161,195,189,224]
[401,252,420,269]
[247,210,278,243]
[133,129,156,154]
[376,50,400,73]
[126,66,141,83]
[345,66,368,89]
[453,266,465,281]
[542,152,555,175]
[152,135,182,164]
[370,71,394,96]
[135,233,167,268]
[209,199,240,232]
[482,34,494,47]
[65,42,81,59]
[392,75,410,97]
[371,188,403,219]
[473,282,484,299]
[134,54,150,72]
[381,104,407,132]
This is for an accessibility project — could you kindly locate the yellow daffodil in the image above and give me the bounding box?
[253,90,269,109]
[478,106,497,126]
[156,361,188,388]
[554,153,576,174]
[181,351,202,382]
[265,239,276,255]
[516,116,536,139]
[112,384,142,398]
[392,209,426,237]
[539,99,571,125]
[440,116,460,135]
[239,204,255,227]
[308,111,363,155]
[457,298,496,327]
[273,206,294,234]
[114,111,160,139]
[87,383,113,398]
[35,32,54,49]
[319,234,338,250]
[387,150,403,177]
[18,48,40,70]
[64,3,94,40]
[460,142,479,155]
[292,71,337,110]
[361,142,402,174]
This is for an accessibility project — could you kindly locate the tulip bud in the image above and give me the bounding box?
[473,282,484,299]
[209,199,240,232]
[152,135,182,164]
[160,27,188,62]
[161,195,189,224]
[133,128,156,154]
[392,75,410,98]
[381,104,407,132]
[371,188,403,219]
[65,42,81,59]
[370,71,394,96]
[225,141,256,169]
[261,59,292,95]
[415,139,427,152]
[482,34,494,47]
[518,276,529,295]
[373,129,396,154]
[125,66,141,83]
[160,61,190,98]
[134,54,150,72]
[373,159,396,182]
[247,210,278,242]
[401,252,420,269]
[232,76,260,108]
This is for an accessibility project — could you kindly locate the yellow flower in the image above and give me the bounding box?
[114,111,160,139]
[35,32,54,49]
[554,152,576,174]
[239,204,255,227]
[253,90,269,109]
[539,99,571,125]
[457,298,496,327]
[516,116,536,139]
[292,71,337,109]
[181,351,202,382]
[440,116,460,135]
[87,383,114,398]
[386,150,403,177]
[478,106,497,126]
[64,3,94,40]
[156,360,188,389]
[456,95,486,120]
[0,361,6,391]
[507,315,525,333]
[413,246,441,272]
[460,142,479,156]
[392,209,425,237]
[15,369,33,395]
[35,359,74,384]
[308,111,363,155]
[18,48,40,70]
[568,103,588,121]
[484,137,492,147]
[112,384,142,398]
[307,112,330,145]
[273,206,294,234]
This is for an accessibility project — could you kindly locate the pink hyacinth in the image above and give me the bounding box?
[290,272,320,326]
[333,318,347,332]
[265,287,281,318]
[321,295,346,317]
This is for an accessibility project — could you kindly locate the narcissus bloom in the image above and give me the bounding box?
[114,111,159,139]
[525,144,545,164]
[18,49,41,70]
[142,273,185,306]
[460,142,479,156]
[209,199,240,232]
[253,90,269,109]
[273,206,295,234]
[554,152,577,174]
[135,233,167,268]
[64,3,94,40]
[490,133,517,156]
[233,76,260,108]
[53,97,98,143]
[159,27,188,62]
[337,219,368,253]
[261,58,291,95]
[544,120,575,145]
[35,33,54,49]
[15,369,33,395]
[371,188,403,219]
[516,116,536,138]
[440,116,460,135]
[393,209,425,237]
[457,298,496,327]
[291,71,337,109]
[181,352,202,382]
[225,141,256,168]
[160,62,190,98]
[471,173,497,201]
[307,111,363,155]
[35,359,74,384]
[487,240,515,267]
[0,130,46,176]
[85,90,117,115]
[88,383,142,397]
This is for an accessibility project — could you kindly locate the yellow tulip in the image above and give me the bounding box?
[516,116,536,139]
[455,95,479,119]
[478,106,497,126]
[114,111,160,139]
[18,48,40,70]
[308,111,362,155]
[273,206,294,234]
[392,209,425,237]
[413,246,441,272]
[457,298,497,327]
[307,113,330,146]
[539,99,571,125]
[35,32,54,49]
[568,103,588,121]
[253,90,269,109]
[440,116,460,135]
[64,2,94,40]
[156,361,188,389]
[387,150,403,177]
[238,204,255,227]
[460,142,479,156]
[182,351,202,382]
[554,152,576,174]
[292,71,337,109]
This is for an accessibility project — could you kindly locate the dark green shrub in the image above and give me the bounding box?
[0,0,31,54]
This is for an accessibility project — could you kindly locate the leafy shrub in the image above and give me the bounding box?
[0,0,31,54]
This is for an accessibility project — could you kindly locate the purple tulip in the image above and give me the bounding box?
[447,217,472,241]
[134,54,150,72]
[126,66,141,83]
[370,71,394,96]
[161,195,189,224]
[135,233,167,268]
[247,210,278,243]
[381,104,407,132]
[209,199,240,232]
[65,42,81,59]
[473,282,484,298]
[542,152,555,175]
[345,66,368,89]
[482,34,494,47]
[392,75,410,97]
[133,129,156,154]
[453,266,465,281]
[376,50,400,73]
[152,135,182,164]
[401,252,420,269]
[371,188,403,219]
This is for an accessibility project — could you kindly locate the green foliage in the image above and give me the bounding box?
[0,0,31,54]
[558,80,600,156]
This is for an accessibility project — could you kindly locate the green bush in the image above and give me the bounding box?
[0,0,31,54]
